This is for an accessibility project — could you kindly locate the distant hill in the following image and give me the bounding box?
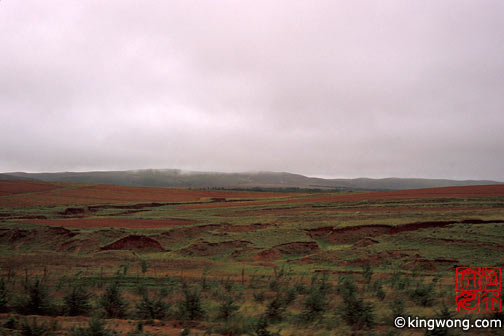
[0,173,38,181]
[5,169,502,191]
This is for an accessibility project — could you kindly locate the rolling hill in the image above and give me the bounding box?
[5,169,502,191]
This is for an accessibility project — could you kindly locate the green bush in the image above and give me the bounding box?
[253,291,265,304]
[217,295,240,321]
[389,271,410,291]
[341,295,375,330]
[0,278,9,313]
[283,287,297,306]
[223,277,234,293]
[3,315,18,329]
[16,279,53,316]
[20,318,55,336]
[372,280,386,301]
[69,318,117,336]
[252,315,279,336]
[268,279,280,292]
[362,263,373,285]
[337,278,358,301]
[338,278,374,329]
[388,297,405,317]
[265,293,285,323]
[177,285,205,321]
[409,281,436,307]
[425,304,453,336]
[99,282,128,318]
[294,282,308,295]
[64,286,92,316]
[300,286,327,322]
[140,260,148,275]
[136,292,169,320]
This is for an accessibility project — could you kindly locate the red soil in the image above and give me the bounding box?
[220,206,497,217]
[101,235,165,252]
[180,184,504,210]
[306,219,504,244]
[0,180,59,196]
[180,239,252,257]
[27,218,198,229]
[255,241,320,261]
[0,181,292,207]
[217,223,270,232]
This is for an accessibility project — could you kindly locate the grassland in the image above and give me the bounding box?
[0,180,503,335]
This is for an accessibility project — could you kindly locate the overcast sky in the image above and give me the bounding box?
[1,1,503,180]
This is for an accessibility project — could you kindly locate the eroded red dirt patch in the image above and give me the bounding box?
[306,219,504,244]
[101,235,165,252]
[255,241,320,261]
[217,223,270,232]
[0,226,77,251]
[180,239,252,257]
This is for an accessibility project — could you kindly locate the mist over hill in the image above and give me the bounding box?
[5,170,502,191]
[0,173,37,181]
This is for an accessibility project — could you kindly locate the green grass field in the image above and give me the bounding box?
[0,181,503,335]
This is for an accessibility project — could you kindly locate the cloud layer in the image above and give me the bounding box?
[1,1,503,179]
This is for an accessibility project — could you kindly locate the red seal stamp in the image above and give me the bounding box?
[456,267,501,313]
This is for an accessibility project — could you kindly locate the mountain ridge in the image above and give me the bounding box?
[4,169,502,191]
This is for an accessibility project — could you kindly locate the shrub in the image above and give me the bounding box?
[283,287,297,307]
[217,295,239,321]
[409,281,436,307]
[17,279,53,316]
[372,280,386,301]
[341,295,375,330]
[425,304,454,336]
[253,291,265,304]
[339,278,374,329]
[223,277,234,293]
[177,285,204,321]
[300,286,327,322]
[362,263,373,285]
[140,260,148,275]
[268,279,280,292]
[136,292,169,320]
[252,315,279,336]
[388,297,405,317]
[0,278,9,312]
[20,318,55,336]
[389,271,410,291]
[135,284,147,297]
[337,278,358,301]
[3,315,19,329]
[318,271,331,294]
[64,286,92,316]
[69,318,117,336]
[265,293,285,323]
[294,282,308,295]
[99,282,128,318]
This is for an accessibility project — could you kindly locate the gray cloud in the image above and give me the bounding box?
[1,0,503,180]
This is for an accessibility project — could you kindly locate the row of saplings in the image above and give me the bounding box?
[0,265,449,336]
